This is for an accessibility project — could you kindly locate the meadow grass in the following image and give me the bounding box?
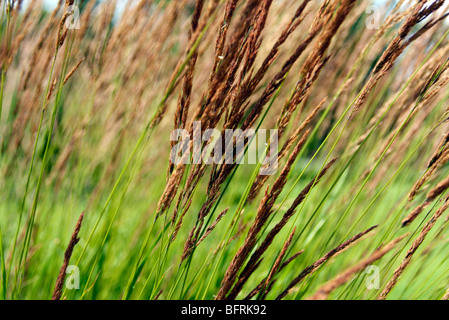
[1,0,449,300]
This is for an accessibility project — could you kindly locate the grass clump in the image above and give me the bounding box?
[1,0,449,300]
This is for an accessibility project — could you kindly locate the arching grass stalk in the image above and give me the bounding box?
[326,58,449,249]
[149,206,173,298]
[78,3,229,299]
[288,30,449,290]
[201,159,263,300]
[370,196,445,300]
[293,75,449,300]
[176,81,286,300]
[291,10,399,170]
[263,15,449,253]
[80,137,147,298]
[336,114,449,300]
[412,251,449,299]
[259,29,449,300]
[306,110,448,300]
[122,164,201,299]
[166,248,214,299]
[249,30,399,301]
[147,73,287,300]
[252,21,401,266]
[13,31,77,297]
[346,114,449,238]
[121,219,169,299]
[254,86,365,299]
[7,53,58,298]
[295,194,442,300]
[75,6,220,299]
[144,25,260,300]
